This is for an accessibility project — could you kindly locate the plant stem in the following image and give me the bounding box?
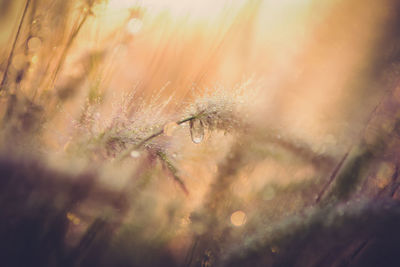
[49,8,90,90]
[135,116,195,148]
[157,151,189,195]
[0,0,31,92]
[117,115,198,162]
[315,150,350,203]
[315,87,392,204]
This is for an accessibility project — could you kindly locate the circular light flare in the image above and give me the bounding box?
[230,210,247,227]
[31,55,39,64]
[12,54,27,69]
[130,150,141,158]
[126,18,143,35]
[27,36,42,52]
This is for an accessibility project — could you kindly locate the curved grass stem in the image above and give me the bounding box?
[117,114,199,162]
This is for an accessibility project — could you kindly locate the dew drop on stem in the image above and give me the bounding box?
[190,118,204,144]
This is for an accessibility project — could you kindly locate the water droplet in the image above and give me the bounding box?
[190,118,204,144]
[163,121,178,136]
[130,150,140,158]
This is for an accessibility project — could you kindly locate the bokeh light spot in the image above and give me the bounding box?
[27,36,42,52]
[126,18,143,35]
[130,150,141,158]
[230,210,247,226]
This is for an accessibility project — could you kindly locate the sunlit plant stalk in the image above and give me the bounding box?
[116,112,207,195]
[118,112,205,161]
[48,5,92,91]
[0,0,32,92]
[157,150,189,195]
[315,88,392,204]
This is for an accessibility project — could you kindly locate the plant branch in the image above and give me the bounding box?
[135,115,196,148]
[117,114,199,162]
[315,150,350,203]
[0,0,31,92]
[49,8,91,90]
[157,150,189,195]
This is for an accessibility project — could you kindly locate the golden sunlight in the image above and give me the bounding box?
[108,0,248,19]
[1,0,400,265]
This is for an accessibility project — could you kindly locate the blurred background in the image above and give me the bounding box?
[1,0,397,151]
